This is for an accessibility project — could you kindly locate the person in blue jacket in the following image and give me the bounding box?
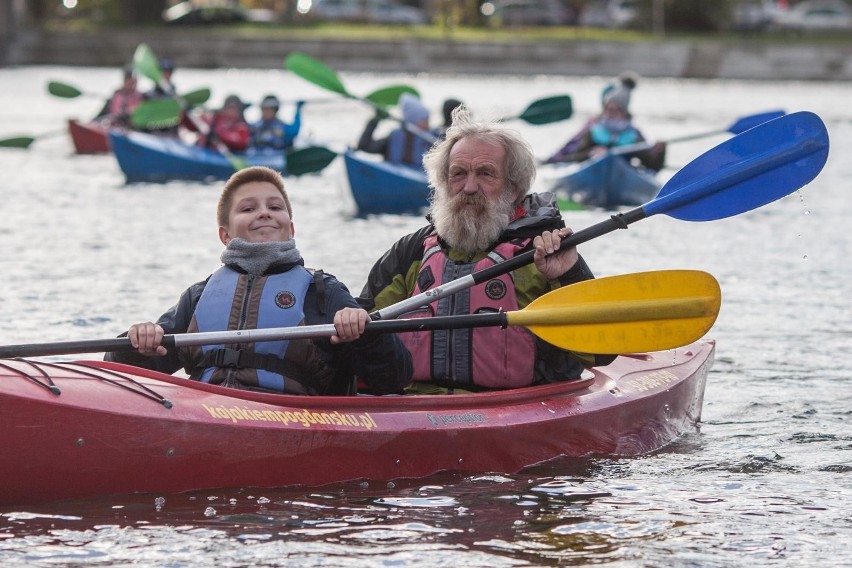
[250,94,303,153]
[356,93,434,168]
[105,166,411,396]
[544,72,666,172]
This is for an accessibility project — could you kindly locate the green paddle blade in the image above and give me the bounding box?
[512,95,573,125]
[0,136,36,149]
[229,158,248,171]
[511,269,721,353]
[47,81,83,99]
[131,99,181,129]
[365,85,420,107]
[181,87,211,107]
[133,43,164,85]
[285,52,350,97]
[286,146,339,176]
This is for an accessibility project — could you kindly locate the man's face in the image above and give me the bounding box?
[430,136,515,254]
[447,137,507,201]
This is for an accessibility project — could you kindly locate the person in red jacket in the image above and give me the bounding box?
[198,94,251,152]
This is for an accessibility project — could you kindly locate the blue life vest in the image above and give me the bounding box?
[386,127,432,168]
[590,121,640,148]
[192,266,312,392]
[251,112,301,150]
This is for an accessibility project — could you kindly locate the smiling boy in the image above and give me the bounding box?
[105,166,411,396]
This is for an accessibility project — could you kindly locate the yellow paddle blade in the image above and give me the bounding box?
[508,270,721,353]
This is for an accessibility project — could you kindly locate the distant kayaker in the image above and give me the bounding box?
[544,72,666,172]
[249,94,303,153]
[335,106,616,393]
[139,56,181,135]
[94,65,143,129]
[143,56,178,101]
[356,92,435,168]
[196,94,252,152]
[435,98,464,140]
[105,166,412,396]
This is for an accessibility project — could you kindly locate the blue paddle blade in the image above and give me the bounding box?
[646,111,829,221]
[728,110,786,135]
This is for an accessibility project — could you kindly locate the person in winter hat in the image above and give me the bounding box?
[357,92,435,168]
[545,72,666,173]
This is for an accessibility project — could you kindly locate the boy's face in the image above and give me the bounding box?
[218,181,293,245]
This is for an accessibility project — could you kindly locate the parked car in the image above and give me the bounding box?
[162,2,276,25]
[730,0,780,31]
[578,0,638,28]
[772,0,852,31]
[481,0,576,27]
[298,0,428,25]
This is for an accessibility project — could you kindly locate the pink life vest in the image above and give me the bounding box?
[399,234,536,389]
[108,90,143,124]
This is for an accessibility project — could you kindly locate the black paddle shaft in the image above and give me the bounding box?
[365,312,508,334]
[0,336,179,359]
[470,207,648,285]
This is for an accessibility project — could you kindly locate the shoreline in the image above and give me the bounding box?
[4,27,852,82]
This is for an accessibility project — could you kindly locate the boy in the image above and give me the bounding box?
[105,166,411,396]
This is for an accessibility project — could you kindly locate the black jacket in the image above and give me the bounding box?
[106,262,412,396]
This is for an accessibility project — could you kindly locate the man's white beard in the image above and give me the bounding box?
[430,188,515,254]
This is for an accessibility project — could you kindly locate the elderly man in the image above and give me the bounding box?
[334,106,614,393]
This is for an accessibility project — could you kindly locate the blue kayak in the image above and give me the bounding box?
[544,154,661,209]
[344,150,430,215]
[109,130,286,183]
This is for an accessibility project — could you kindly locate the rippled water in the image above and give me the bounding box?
[0,66,850,567]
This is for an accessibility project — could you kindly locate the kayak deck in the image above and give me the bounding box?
[544,154,661,209]
[68,119,110,154]
[344,150,430,215]
[109,130,286,183]
[0,340,713,506]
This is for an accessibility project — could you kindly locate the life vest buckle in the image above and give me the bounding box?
[211,348,245,369]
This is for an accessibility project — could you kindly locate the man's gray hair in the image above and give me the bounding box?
[423,105,536,205]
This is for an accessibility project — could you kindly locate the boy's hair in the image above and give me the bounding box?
[217,166,292,227]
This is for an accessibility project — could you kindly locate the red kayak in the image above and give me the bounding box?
[0,340,713,506]
[68,119,110,154]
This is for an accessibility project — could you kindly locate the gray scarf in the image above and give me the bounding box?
[220,238,301,275]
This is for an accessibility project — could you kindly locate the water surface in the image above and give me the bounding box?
[0,66,849,567]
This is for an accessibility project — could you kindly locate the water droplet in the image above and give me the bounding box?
[203,507,216,517]
[154,497,166,512]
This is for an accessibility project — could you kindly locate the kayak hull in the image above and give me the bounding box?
[108,130,285,183]
[68,119,110,154]
[546,154,661,209]
[0,340,712,506]
[344,150,430,215]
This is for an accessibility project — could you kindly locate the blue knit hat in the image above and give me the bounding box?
[400,93,429,124]
[601,72,638,110]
